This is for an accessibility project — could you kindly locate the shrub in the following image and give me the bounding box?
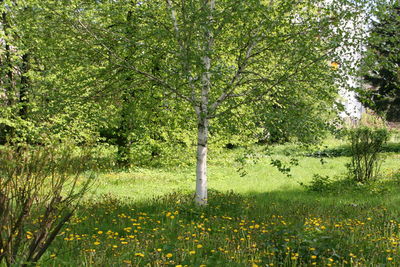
[346,127,389,183]
[303,174,333,192]
[0,143,95,266]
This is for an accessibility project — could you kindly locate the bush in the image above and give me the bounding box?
[303,174,333,192]
[0,143,95,266]
[346,127,389,183]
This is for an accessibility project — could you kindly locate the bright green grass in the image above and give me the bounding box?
[89,138,399,202]
[31,139,400,266]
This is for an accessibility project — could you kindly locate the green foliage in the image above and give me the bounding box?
[303,174,333,192]
[1,0,372,171]
[346,127,390,183]
[358,2,400,122]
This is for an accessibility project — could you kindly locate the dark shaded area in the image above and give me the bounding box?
[306,142,400,158]
[359,3,400,122]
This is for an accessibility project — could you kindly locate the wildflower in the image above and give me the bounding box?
[94,241,101,245]
[166,253,173,258]
[26,231,33,240]
[135,253,144,257]
[197,244,203,249]
[189,251,196,255]
[388,257,393,261]
[330,61,339,70]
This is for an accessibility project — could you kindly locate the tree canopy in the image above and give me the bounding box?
[359,1,400,122]
[1,0,373,204]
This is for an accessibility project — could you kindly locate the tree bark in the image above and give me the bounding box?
[195,116,208,205]
[19,53,30,119]
[1,9,14,106]
[195,0,214,205]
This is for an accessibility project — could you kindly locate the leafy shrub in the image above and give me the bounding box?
[346,127,390,183]
[0,143,95,266]
[303,174,333,192]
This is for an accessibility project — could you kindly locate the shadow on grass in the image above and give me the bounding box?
[307,142,400,158]
[76,181,400,229]
[48,184,400,266]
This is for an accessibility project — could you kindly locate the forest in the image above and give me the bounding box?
[1,0,400,266]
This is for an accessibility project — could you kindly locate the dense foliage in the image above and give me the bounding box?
[359,1,400,122]
[1,0,366,169]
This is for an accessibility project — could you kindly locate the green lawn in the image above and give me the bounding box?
[89,138,399,201]
[33,139,400,266]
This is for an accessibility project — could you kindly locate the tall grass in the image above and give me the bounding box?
[9,138,400,266]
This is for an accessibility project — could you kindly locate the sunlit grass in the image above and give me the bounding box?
[30,138,400,266]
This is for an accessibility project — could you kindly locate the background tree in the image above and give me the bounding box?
[359,1,400,122]
[0,0,33,143]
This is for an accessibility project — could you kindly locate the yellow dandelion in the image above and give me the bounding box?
[166,253,173,258]
[197,244,203,249]
[330,61,340,70]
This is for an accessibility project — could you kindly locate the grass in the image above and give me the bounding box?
[12,138,400,266]
[89,137,399,201]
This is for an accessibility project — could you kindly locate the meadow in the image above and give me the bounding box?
[31,137,400,266]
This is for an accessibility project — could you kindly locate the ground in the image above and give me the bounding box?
[34,137,400,266]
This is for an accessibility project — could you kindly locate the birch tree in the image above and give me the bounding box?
[60,0,366,204]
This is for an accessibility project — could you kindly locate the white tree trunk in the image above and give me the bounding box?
[195,117,209,205]
[194,0,214,205]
